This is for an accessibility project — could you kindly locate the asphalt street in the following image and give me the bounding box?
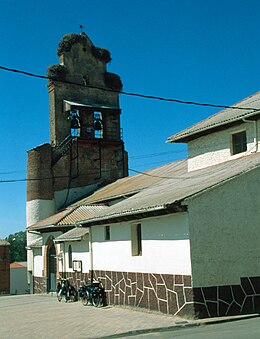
[121,317,260,338]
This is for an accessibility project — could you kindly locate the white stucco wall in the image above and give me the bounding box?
[63,240,90,273]
[26,199,56,227]
[188,121,259,171]
[187,166,260,287]
[91,213,192,275]
[54,182,100,210]
[26,200,55,272]
[33,248,43,277]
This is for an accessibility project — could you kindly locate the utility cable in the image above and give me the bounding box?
[0,65,258,111]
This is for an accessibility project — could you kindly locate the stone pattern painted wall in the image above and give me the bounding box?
[93,270,195,318]
[194,276,260,318]
[33,276,47,294]
[66,271,90,287]
[33,270,260,319]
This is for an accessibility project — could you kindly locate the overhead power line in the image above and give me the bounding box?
[0,65,258,111]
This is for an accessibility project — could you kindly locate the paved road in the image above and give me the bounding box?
[0,294,191,339]
[1,294,259,339]
[123,317,260,338]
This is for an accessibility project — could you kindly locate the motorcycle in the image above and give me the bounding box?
[56,278,78,302]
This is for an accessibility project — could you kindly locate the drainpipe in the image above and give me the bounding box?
[243,118,258,153]
[63,242,66,278]
[89,226,94,282]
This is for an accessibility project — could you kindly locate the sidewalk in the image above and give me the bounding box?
[0,294,258,338]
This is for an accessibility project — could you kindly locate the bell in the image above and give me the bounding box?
[71,117,80,129]
[94,118,102,131]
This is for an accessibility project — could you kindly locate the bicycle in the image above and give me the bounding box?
[78,280,105,307]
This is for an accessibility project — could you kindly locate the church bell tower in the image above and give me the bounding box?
[26,33,128,228]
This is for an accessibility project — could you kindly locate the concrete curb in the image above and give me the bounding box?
[197,313,260,325]
[100,313,260,338]
[101,322,200,338]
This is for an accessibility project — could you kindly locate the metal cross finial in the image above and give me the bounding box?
[79,24,85,33]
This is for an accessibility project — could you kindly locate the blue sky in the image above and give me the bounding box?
[0,0,259,239]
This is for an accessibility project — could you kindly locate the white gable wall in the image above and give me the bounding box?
[187,165,260,287]
[91,212,192,275]
[188,121,259,171]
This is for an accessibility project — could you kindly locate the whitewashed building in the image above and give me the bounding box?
[27,90,260,318]
[27,31,260,317]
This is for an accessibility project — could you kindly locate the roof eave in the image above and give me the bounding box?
[78,203,187,227]
[167,111,260,144]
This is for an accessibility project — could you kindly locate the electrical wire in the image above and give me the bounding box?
[129,149,186,159]
[0,65,258,111]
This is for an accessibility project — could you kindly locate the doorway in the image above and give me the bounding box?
[47,243,57,292]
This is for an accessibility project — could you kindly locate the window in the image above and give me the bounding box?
[104,226,110,241]
[131,223,142,256]
[231,131,247,155]
[68,245,73,269]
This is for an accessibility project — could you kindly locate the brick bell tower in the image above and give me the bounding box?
[26,33,128,229]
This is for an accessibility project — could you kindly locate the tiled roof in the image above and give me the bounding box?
[0,239,10,246]
[29,237,42,248]
[10,262,27,269]
[54,227,89,242]
[77,152,260,225]
[27,150,260,231]
[167,92,260,143]
[28,205,107,230]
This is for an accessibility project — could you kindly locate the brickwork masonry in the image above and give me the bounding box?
[0,243,10,294]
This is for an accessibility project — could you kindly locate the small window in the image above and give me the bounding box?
[131,223,142,256]
[231,131,247,155]
[105,226,110,241]
[68,245,73,269]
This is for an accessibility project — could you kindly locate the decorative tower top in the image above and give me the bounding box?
[47,33,123,146]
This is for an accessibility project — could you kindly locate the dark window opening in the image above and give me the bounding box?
[105,226,110,241]
[68,244,73,269]
[131,223,142,256]
[232,131,247,155]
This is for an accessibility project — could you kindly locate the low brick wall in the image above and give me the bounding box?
[32,270,260,319]
[93,270,195,318]
[0,243,10,294]
[193,276,260,318]
[33,276,48,294]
